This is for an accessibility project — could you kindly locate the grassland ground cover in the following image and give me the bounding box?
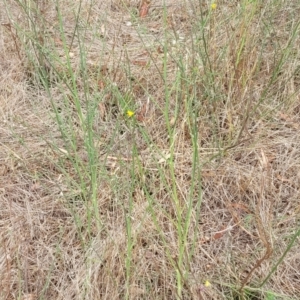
[1,0,300,299]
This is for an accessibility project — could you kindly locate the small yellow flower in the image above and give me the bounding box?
[126,110,135,118]
[204,280,211,287]
[211,3,217,10]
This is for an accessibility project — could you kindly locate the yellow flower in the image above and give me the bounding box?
[211,3,217,10]
[204,280,211,287]
[126,110,135,118]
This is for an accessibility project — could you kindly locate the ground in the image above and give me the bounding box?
[1,0,300,299]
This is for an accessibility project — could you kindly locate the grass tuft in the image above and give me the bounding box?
[1,0,300,299]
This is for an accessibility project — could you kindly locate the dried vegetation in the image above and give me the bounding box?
[1,0,300,299]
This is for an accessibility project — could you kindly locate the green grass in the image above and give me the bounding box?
[1,0,300,299]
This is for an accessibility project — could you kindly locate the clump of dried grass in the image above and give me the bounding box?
[1,0,300,299]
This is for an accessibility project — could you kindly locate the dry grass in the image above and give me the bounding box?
[1,0,300,299]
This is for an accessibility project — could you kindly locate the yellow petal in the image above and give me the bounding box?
[204,280,211,287]
[126,110,135,118]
